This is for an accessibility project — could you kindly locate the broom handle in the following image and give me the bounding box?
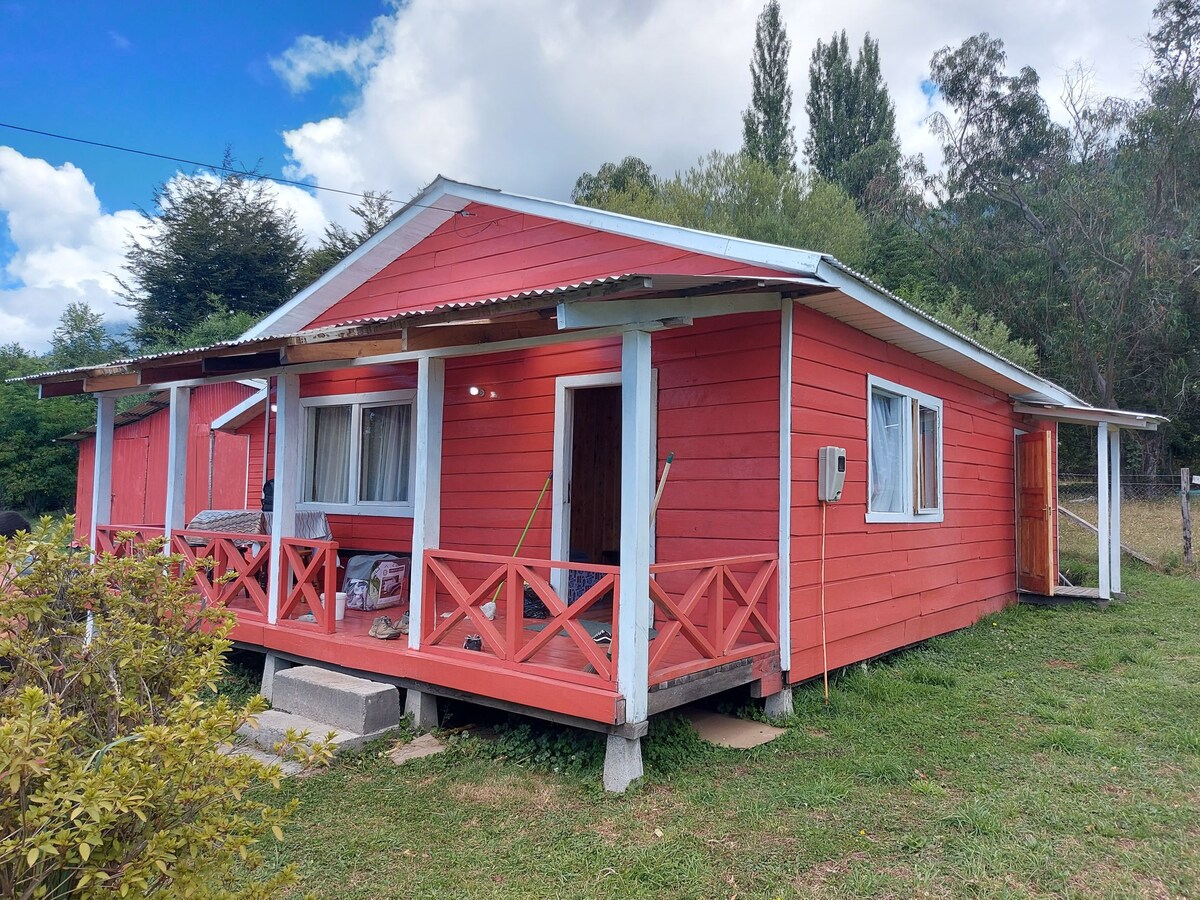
[492,473,552,604]
[650,452,675,526]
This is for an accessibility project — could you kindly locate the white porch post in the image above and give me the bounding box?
[408,356,444,651]
[89,394,116,551]
[1109,426,1122,595]
[267,374,300,625]
[777,300,793,675]
[162,386,191,549]
[618,328,653,725]
[1097,422,1111,600]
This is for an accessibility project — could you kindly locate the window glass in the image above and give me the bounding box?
[917,404,939,511]
[869,389,905,513]
[359,403,411,503]
[305,405,351,503]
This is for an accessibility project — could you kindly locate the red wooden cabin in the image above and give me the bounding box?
[27,178,1165,790]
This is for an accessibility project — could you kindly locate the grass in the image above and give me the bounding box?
[246,563,1200,899]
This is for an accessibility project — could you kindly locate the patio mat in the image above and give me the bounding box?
[686,709,787,749]
[525,619,658,640]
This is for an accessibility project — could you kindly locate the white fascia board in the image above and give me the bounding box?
[1012,403,1165,431]
[211,388,269,433]
[556,292,781,329]
[813,260,1080,406]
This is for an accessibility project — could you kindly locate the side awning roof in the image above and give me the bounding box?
[1013,403,1168,431]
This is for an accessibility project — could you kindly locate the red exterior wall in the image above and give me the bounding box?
[75,382,256,539]
[304,202,789,329]
[786,305,1052,679]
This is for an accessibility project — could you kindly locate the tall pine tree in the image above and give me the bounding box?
[805,30,900,206]
[741,0,797,172]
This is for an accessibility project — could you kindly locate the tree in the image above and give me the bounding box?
[571,157,657,206]
[0,519,323,897]
[741,0,798,172]
[296,190,396,287]
[923,19,1200,472]
[578,151,871,268]
[48,301,128,370]
[121,167,308,347]
[805,31,901,206]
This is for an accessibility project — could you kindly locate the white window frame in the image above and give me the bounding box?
[299,389,417,517]
[866,374,944,524]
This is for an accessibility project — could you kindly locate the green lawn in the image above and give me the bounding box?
[254,564,1200,899]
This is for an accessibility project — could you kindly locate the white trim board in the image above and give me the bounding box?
[212,388,269,433]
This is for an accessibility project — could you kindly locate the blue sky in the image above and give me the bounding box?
[0,0,1157,349]
[0,0,385,212]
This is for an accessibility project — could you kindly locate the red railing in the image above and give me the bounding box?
[170,530,271,620]
[277,537,339,633]
[647,554,778,684]
[421,549,620,688]
[93,524,164,558]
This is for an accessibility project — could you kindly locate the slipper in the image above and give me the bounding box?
[368,615,393,639]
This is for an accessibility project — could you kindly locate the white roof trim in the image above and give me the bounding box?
[211,388,269,433]
[1013,403,1167,431]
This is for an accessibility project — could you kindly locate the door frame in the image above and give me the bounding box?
[551,371,657,595]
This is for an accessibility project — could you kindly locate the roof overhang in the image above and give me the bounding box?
[1013,403,1168,431]
[211,388,270,433]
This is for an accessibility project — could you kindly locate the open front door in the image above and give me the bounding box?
[1016,430,1055,595]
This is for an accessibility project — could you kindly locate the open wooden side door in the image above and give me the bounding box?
[1016,430,1056,595]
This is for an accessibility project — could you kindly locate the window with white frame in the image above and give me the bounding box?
[867,375,943,523]
[301,390,416,515]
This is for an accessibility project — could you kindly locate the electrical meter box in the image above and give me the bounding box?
[817,446,847,502]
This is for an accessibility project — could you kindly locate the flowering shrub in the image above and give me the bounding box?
[0,518,301,898]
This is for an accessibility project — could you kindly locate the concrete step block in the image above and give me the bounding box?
[272,665,400,736]
[237,708,393,754]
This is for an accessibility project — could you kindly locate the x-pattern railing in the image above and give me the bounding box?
[170,529,270,619]
[94,524,163,558]
[277,537,338,633]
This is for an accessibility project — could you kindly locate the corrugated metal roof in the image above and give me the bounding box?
[58,392,169,442]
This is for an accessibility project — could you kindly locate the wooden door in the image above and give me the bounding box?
[1016,430,1055,595]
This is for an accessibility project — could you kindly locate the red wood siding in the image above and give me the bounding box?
[786,305,1049,677]
[75,383,255,539]
[304,202,790,329]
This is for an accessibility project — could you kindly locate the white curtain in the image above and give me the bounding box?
[870,390,905,513]
[359,404,411,503]
[306,406,351,503]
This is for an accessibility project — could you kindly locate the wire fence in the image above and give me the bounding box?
[1058,471,1195,572]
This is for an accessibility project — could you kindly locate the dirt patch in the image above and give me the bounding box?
[1068,861,1176,899]
[1046,659,1079,669]
[446,775,558,811]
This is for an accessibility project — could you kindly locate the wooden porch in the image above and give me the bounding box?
[95,525,781,728]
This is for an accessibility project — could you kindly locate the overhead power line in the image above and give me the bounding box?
[0,120,457,212]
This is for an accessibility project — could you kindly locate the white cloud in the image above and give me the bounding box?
[0,149,332,350]
[273,0,1157,219]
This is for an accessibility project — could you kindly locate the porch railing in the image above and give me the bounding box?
[276,537,339,633]
[93,524,164,558]
[420,549,780,690]
[170,530,271,621]
[647,554,779,684]
[421,549,621,688]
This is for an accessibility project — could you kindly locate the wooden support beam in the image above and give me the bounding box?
[89,395,116,553]
[777,300,793,672]
[281,319,563,365]
[140,363,205,385]
[39,380,86,398]
[266,374,300,625]
[1109,428,1122,594]
[618,328,653,725]
[1097,422,1111,600]
[202,351,282,375]
[408,357,445,651]
[84,373,140,393]
[162,387,190,547]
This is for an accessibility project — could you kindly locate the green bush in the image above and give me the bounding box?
[0,518,302,898]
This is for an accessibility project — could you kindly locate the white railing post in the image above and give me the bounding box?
[618,328,653,724]
[408,356,445,650]
[267,374,300,625]
[1109,427,1121,595]
[162,386,191,552]
[1097,422,1111,600]
[89,394,116,553]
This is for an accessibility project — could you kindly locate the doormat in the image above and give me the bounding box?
[685,709,787,749]
[525,619,658,640]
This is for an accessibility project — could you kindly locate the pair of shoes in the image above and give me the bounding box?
[592,629,612,644]
[369,615,406,640]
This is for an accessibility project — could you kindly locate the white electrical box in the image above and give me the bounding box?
[818,446,847,502]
